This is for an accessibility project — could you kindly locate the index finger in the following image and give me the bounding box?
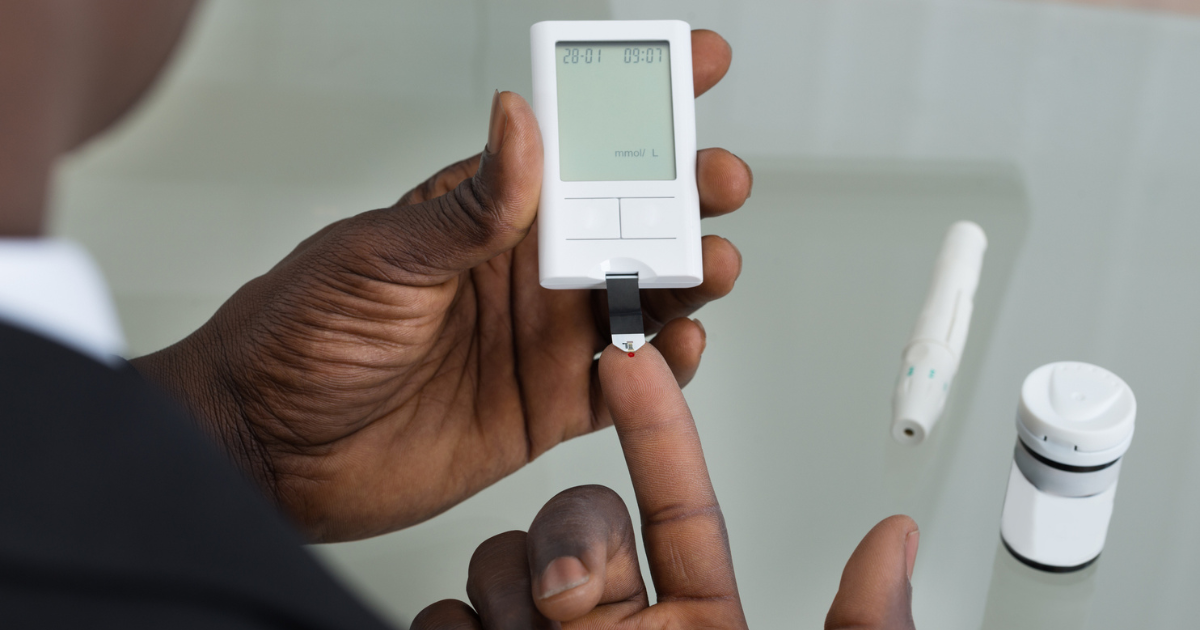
[597,344,740,602]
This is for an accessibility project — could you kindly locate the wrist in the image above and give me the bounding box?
[130,329,280,502]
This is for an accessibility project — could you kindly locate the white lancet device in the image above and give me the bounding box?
[892,221,988,444]
[531,20,702,352]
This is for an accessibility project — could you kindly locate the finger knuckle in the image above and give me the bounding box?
[470,531,528,566]
[536,485,627,528]
[644,500,726,531]
[450,175,506,248]
[400,155,481,206]
[409,599,478,630]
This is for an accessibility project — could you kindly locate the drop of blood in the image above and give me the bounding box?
[628,352,635,357]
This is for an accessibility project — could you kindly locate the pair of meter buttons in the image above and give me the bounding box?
[562,197,681,240]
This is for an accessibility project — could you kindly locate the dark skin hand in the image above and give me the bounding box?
[133,30,752,543]
[409,345,921,629]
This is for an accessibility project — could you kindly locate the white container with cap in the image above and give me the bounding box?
[1000,362,1136,572]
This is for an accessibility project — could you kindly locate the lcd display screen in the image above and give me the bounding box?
[555,41,676,181]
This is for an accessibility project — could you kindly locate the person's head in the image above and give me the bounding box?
[0,0,197,235]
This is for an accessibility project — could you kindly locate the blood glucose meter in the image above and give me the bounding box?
[530,20,703,295]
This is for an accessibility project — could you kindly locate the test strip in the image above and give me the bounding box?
[605,273,645,352]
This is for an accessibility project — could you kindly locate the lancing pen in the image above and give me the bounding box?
[891,221,987,444]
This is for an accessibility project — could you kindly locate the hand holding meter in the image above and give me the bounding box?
[532,21,703,351]
[127,28,744,543]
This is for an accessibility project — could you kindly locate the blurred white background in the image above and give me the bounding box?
[51,0,1200,628]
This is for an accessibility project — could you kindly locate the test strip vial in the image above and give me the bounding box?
[999,362,1136,572]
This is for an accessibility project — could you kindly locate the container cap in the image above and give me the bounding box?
[1017,362,1136,464]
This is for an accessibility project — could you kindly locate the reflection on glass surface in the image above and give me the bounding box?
[981,542,1099,630]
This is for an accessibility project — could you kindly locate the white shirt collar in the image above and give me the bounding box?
[0,238,126,365]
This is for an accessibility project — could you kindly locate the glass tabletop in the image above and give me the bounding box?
[52,1,1200,627]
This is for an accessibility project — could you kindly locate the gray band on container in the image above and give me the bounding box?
[1013,438,1121,498]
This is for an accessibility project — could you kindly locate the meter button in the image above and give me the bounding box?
[620,197,681,239]
[562,198,620,239]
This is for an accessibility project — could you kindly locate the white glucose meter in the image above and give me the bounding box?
[530,20,703,295]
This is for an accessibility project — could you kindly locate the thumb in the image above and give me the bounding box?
[825,515,920,630]
[353,90,543,284]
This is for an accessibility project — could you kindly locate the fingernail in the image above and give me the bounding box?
[905,530,920,580]
[486,90,508,155]
[539,556,590,599]
[693,318,706,351]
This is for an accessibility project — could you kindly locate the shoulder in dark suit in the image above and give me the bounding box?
[0,323,394,630]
